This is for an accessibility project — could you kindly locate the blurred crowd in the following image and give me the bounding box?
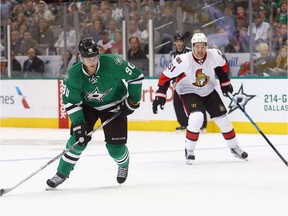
[0,0,287,77]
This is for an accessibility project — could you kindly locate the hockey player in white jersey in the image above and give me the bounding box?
[152,32,248,164]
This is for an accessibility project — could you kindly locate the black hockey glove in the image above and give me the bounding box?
[118,97,140,116]
[152,90,167,114]
[220,80,233,97]
[72,124,91,146]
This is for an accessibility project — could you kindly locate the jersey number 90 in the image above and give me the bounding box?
[126,62,135,75]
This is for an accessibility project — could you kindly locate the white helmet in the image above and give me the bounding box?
[191,33,207,45]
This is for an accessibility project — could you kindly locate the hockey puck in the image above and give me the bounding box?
[0,188,5,196]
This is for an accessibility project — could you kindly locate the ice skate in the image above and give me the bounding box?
[185,149,195,165]
[46,172,67,189]
[230,147,248,160]
[176,126,186,134]
[200,128,206,134]
[117,166,128,184]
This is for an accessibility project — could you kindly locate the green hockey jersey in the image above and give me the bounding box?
[62,54,144,125]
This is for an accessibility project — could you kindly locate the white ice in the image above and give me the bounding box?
[0,127,287,216]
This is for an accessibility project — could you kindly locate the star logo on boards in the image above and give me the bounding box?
[228,84,256,114]
[85,87,112,102]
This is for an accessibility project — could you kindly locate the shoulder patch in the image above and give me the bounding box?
[63,73,69,81]
[114,56,123,65]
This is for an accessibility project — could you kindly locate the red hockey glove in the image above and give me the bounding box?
[152,90,167,114]
[220,80,233,97]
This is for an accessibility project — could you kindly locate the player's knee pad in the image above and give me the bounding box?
[213,114,233,133]
[106,143,129,167]
[187,111,204,132]
[106,143,127,158]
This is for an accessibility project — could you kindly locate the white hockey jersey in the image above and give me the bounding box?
[158,49,229,97]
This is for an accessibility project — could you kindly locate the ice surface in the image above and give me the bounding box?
[0,128,287,216]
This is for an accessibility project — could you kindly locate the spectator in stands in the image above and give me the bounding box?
[19,23,29,40]
[11,21,20,31]
[221,6,236,34]
[11,29,21,55]
[130,10,141,26]
[19,30,38,55]
[265,46,287,76]
[33,1,55,25]
[22,47,45,77]
[97,30,114,54]
[1,0,18,22]
[128,19,142,43]
[55,50,73,78]
[156,5,177,54]
[54,18,76,54]
[127,36,148,76]
[252,0,269,15]
[275,0,287,25]
[258,5,269,23]
[140,0,161,17]
[138,10,158,32]
[235,5,248,39]
[23,0,35,25]
[111,30,123,54]
[67,2,86,27]
[128,0,139,13]
[87,19,104,43]
[11,51,22,77]
[254,43,276,76]
[33,18,54,55]
[102,8,114,28]
[273,24,287,56]
[99,1,111,15]
[16,12,29,27]
[270,18,280,53]
[247,12,270,50]
[11,3,23,22]
[86,4,100,21]
[107,18,119,41]
[2,51,22,78]
[157,5,177,41]
[80,19,93,41]
[235,24,250,53]
[90,10,102,25]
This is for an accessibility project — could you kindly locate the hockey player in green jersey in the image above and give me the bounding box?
[47,38,144,188]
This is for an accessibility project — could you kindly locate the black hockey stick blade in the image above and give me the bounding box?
[228,92,288,167]
[0,112,122,196]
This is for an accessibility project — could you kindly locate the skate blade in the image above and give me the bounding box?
[45,186,58,191]
[232,154,249,161]
[186,159,193,165]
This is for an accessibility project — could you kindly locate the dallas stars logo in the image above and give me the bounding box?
[228,84,256,114]
[85,87,112,102]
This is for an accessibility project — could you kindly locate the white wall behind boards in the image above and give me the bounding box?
[1,79,287,129]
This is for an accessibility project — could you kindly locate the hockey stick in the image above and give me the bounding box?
[0,112,121,196]
[227,92,288,167]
